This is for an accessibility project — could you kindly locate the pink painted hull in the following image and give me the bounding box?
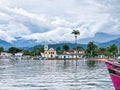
[105,61,120,90]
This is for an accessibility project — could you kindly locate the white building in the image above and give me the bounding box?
[58,49,85,60]
[41,45,57,59]
[15,52,23,57]
[0,52,12,57]
[0,52,12,59]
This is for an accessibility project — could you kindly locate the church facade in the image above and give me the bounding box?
[41,45,57,59]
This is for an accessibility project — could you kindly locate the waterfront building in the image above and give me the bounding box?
[14,52,24,60]
[58,49,85,60]
[15,52,23,57]
[0,52,12,59]
[41,44,57,59]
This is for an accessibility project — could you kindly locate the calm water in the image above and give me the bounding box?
[0,59,114,90]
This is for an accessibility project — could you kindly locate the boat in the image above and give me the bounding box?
[105,60,120,90]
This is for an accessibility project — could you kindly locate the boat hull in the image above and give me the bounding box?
[105,61,120,90]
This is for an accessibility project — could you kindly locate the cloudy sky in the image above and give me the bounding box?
[0,0,120,43]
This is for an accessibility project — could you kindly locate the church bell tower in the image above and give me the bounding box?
[44,44,48,51]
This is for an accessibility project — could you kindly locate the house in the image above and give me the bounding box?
[41,44,57,59]
[15,52,23,57]
[0,52,12,59]
[58,49,85,60]
[14,52,24,60]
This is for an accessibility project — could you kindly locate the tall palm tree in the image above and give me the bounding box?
[71,30,80,59]
[71,30,80,49]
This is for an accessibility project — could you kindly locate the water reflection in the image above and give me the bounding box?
[0,59,114,90]
[86,60,96,67]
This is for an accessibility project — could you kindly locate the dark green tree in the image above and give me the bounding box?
[104,50,111,58]
[0,47,4,53]
[107,44,118,57]
[30,48,44,56]
[76,46,84,50]
[62,44,70,51]
[22,50,30,55]
[86,41,98,56]
[97,47,106,55]
[56,47,63,54]
[56,47,61,51]
[8,47,22,54]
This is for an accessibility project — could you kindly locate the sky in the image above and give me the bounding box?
[0,0,120,43]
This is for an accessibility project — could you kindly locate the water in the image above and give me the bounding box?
[0,59,114,90]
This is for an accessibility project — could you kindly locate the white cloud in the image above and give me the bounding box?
[22,27,74,43]
[0,21,31,37]
[0,0,120,43]
[0,29,15,42]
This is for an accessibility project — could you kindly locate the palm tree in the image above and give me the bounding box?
[71,30,80,48]
[71,30,80,59]
[87,41,97,56]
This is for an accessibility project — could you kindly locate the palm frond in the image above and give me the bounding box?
[71,30,80,35]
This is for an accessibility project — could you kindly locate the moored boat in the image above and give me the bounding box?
[105,60,120,90]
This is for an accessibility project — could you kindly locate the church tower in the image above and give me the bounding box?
[44,44,48,51]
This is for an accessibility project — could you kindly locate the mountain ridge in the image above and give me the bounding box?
[0,32,120,50]
[29,38,120,50]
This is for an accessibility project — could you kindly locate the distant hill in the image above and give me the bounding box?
[1,36,120,50]
[78,32,120,44]
[29,43,87,50]
[12,37,39,47]
[0,39,12,49]
[98,38,120,48]
[30,38,120,50]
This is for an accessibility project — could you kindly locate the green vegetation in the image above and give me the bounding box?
[76,46,84,50]
[8,47,22,55]
[0,47,4,53]
[86,41,98,57]
[108,44,117,55]
[30,48,44,56]
[56,47,63,54]
[105,44,118,58]
[22,50,30,55]
[62,44,70,51]
[1,46,44,56]
[0,41,119,58]
[97,47,106,55]
[85,42,118,58]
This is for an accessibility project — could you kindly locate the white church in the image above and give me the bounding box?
[41,45,57,59]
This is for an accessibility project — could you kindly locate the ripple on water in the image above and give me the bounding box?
[0,60,114,90]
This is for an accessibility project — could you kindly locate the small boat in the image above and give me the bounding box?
[105,60,120,90]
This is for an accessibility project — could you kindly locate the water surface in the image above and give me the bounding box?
[0,60,114,90]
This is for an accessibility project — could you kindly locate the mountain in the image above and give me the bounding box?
[29,38,120,50]
[11,32,120,47]
[29,43,87,50]
[78,32,120,44]
[12,37,40,47]
[0,38,39,50]
[0,39,12,49]
[98,38,120,48]
[0,32,120,50]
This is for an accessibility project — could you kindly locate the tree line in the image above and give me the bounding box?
[0,41,118,58]
[85,41,118,58]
